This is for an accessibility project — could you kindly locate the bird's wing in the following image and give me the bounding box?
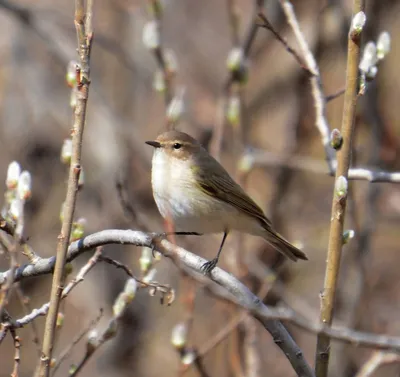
[194,156,272,228]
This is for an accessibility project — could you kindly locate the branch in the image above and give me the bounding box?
[246,150,400,183]
[0,229,312,376]
[314,1,365,376]
[3,230,400,373]
[36,1,93,376]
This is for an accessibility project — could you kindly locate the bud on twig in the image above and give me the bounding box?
[6,161,21,190]
[226,95,240,126]
[61,139,73,164]
[166,90,185,124]
[56,312,64,328]
[153,70,166,93]
[181,350,196,366]
[342,229,355,244]
[359,42,378,79]
[335,176,348,200]
[330,129,343,150]
[66,60,79,88]
[171,322,187,349]
[112,278,137,318]
[227,47,244,72]
[376,31,391,61]
[17,171,32,201]
[349,11,366,39]
[78,168,85,189]
[238,152,254,174]
[139,248,153,273]
[164,49,178,74]
[9,198,23,221]
[142,21,160,50]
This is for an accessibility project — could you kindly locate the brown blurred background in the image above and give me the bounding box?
[0,0,400,376]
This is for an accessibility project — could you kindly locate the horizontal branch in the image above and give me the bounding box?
[2,230,400,369]
[247,149,400,183]
[0,229,313,377]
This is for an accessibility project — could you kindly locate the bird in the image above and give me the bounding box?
[146,130,307,273]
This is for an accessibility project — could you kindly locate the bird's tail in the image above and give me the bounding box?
[263,228,308,261]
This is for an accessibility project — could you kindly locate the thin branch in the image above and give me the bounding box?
[247,149,400,183]
[147,0,174,109]
[36,2,93,376]
[52,308,103,375]
[326,88,345,102]
[0,249,102,343]
[314,1,365,376]
[355,351,400,377]
[10,327,21,377]
[3,230,400,374]
[256,12,312,75]
[15,283,41,355]
[269,0,336,174]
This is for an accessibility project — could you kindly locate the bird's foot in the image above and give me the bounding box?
[201,258,219,275]
[175,232,203,236]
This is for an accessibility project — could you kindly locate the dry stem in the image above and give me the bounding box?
[35,1,93,376]
[315,1,365,377]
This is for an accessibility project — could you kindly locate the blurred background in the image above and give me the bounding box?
[0,0,400,376]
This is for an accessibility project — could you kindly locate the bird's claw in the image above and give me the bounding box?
[200,258,218,275]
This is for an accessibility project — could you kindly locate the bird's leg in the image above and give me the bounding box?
[156,232,203,237]
[201,231,228,274]
[151,232,203,257]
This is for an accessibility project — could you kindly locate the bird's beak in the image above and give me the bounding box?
[145,140,161,148]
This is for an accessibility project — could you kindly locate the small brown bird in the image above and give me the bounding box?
[146,130,308,273]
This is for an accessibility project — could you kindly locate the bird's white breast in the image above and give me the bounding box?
[150,149,264,235]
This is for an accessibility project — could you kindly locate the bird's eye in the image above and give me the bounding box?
[173,143,182,150]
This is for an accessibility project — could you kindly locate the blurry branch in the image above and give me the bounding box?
[278,0,336,175]
[325,88,346,102]
[36,2,93,376]
[145,0,175,111]
[15,283,41,355]
[256,12,313,75]
[0,248,103,344]
[244,150,400,183]
[9,327,21,377]
[69,278,137,377]
[0,230,313,377]
[3,231,400,370]
[210,0,263,159]
[52,309,103,375]
[355,351,400,377]
[315,1,365,377]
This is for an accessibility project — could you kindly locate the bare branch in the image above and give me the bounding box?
[355,351,400,377]
[36,2,94,376]
[2,230,400,374]
[314,0,365,376]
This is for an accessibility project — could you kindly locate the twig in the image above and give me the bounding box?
[147,0,174,109]
[0,234,19,320]
[326,88,345,102]
[15,283,41,354]
[278,0,336,174]
[247,149,400,182]
[0,230,312,376]
[355,351,400,377]
[52,308,103,375]
[0,248,102,343]
[36,2,93,377]
[209,0,262,160]
[69,278,137,377]
[314,1,365,377]
[10,327,21,377]
[256,12,312,75]
[5,230,400,373]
